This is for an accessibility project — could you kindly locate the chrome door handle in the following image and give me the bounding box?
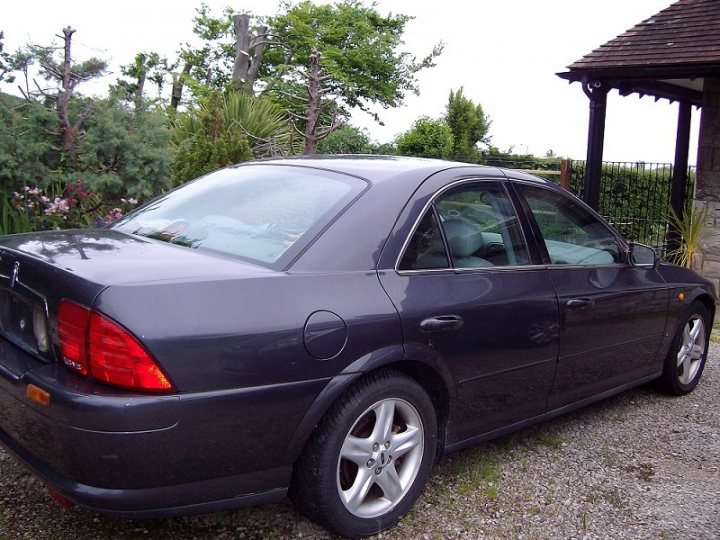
[419,315,464,333]
[566,297,595,309]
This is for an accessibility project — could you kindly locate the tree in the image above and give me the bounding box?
[114,52,170,110]
[263,1,443,154]
[0,31,14,83]
[169,4,258,109]
[445,87,490,162]
[396,117,453,159]
[172,91,255,185]
[76,97,174,200]
[231,13,269,94]
[0,93,61,192]
[17,27,107,163]
[172,91,294,161]
[317,124,373,154]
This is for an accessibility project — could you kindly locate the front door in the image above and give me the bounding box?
[379,179,560,444]
[514,184,668,410]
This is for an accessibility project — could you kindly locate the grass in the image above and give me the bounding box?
[710,322,720,344]
[624,462,655,482]
[449,449,502,501]
[534,429,565,450]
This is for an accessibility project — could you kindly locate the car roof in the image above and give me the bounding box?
[234,155,552,187]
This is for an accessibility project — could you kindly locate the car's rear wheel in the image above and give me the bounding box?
[290,370,437,538]
[658,301,711,395]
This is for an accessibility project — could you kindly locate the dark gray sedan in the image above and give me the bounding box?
[0,157,715,537]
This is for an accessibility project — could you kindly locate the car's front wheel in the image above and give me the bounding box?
[290,370,437,538]
[659,301,711,395]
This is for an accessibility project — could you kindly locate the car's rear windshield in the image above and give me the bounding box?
[112,164,367,268]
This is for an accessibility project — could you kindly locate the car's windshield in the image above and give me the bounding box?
[112,165,367,267]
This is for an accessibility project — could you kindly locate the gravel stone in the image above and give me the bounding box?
[1,338,718,539]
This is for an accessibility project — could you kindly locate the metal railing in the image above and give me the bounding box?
[480,157,695,255]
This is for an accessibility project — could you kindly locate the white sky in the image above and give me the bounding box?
[0,0,700,165]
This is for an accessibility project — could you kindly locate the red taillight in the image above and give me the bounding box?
[57,300,174,393]
[58,300,90,376]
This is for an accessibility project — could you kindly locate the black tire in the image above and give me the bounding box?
[658,301,711,395]
[289,370,437,538]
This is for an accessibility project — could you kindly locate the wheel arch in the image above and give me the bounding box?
[284,345,455,463]
[691,290,716,322]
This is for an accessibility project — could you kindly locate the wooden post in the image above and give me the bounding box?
[560,158,571,190]
[583,81,610,210]
[668,100,692,254]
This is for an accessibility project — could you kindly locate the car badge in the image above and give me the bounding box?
[10,261,20,288]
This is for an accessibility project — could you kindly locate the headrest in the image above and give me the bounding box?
[442,219,484,258]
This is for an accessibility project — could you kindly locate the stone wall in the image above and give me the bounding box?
[696,77,720,295]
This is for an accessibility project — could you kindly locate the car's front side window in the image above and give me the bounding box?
[518,185,622,266]
[399,181,529,271]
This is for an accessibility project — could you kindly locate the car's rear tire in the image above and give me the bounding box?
[290,370,437,538]
[658,301,711,395]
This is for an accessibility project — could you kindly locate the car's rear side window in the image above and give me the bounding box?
[399,181,529,271]
[113,165,367,268]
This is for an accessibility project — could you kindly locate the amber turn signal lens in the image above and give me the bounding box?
[27,384,51,406]
[678,292,685,301]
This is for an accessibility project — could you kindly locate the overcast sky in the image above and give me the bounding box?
[1,0,699,164]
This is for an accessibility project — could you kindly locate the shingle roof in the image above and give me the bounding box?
[568,0,720,70]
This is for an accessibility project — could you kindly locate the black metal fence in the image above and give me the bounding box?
[568,161,695,254]
[478,157,695,255]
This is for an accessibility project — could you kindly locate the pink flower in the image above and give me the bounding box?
[44,197,70,216]
[104,208,124,225]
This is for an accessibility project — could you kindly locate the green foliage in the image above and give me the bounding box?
[264,1,442,118]
[317,124,372,154]
[113,51,170,108]
[0,31,14,83]
[0,93,62,192]
[0,181,136,235]
[445,87,490,162]
[0,91,172,233]
[170,3,241,105]
[172,91,254,185]
[77,97,173,200]
[172,91,293,165]
[373,142,397,155]
[479,146,561,169]
[396,117,453,159]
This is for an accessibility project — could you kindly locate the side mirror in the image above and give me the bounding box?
[628,242,658,267]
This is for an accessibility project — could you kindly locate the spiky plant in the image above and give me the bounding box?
[666,204,711,269]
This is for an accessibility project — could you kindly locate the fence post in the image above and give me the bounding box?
[560,159,571,190]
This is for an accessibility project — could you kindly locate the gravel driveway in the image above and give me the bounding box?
[1,337,718,539]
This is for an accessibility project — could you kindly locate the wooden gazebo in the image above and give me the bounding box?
[557,0,720,231]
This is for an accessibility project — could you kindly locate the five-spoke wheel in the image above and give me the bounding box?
[337,398,425,518]
[290,370,437,538]
[659,301,711,395]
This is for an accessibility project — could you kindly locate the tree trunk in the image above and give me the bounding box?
[232,14,267,94]
[57,27,76,158]
[170,62,193,111]
[135,71,146,111]
[303,50,321,155]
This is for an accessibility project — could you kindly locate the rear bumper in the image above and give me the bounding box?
[0,338,326,516]
[0,427,287,517]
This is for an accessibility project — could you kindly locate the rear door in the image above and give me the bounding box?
[512,183,668,410]
[378,172,559,445]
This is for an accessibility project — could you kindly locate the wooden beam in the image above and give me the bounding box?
[583,81,609,210]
